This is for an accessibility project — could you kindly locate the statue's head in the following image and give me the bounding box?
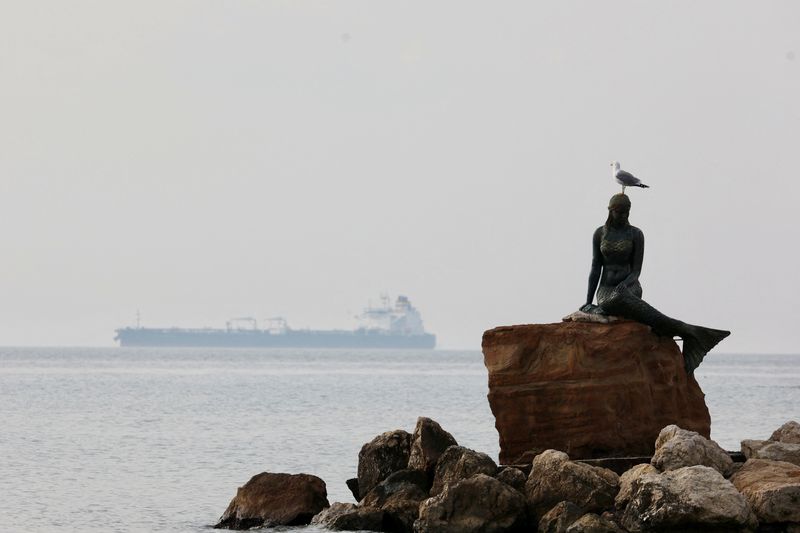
[606,193,631,228]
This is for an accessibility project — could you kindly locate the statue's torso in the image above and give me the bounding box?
[600,225,635,287]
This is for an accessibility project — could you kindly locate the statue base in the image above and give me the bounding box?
[482,321,711,464]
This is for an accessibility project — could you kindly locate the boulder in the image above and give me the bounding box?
[362,469,430,533]
[651,424,734,476]
[770,420,800,444]
[482,322,711,463]
[525,449,619,521]
[730,458,800,525]
[407,417,458,475]
[742,439,770,459]
[565,513,625,533]
[537,501,584,533]
[358,429,412,497]
[215,472,329,530]
[414,474,527,533]
[748,441,800,467]
[621,465,757,532]
[496,467,527,493]
[310,502,384,531]
[430,445,497,496]
[614,463,658,509]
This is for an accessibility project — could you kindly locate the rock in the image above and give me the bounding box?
[496,467,527,493]
[749,441,800,467]
[770,420,800,444]
[537,501,584,533]
[482,322,711,463]
[566,513,625,533]
[358,429,412,497]
[525,449,619,521]
[730,458,800,524]
[430,445,497,496]
[362,469,430,533]
[651,424,734,476]
[562,310,620,324]
[614,463,658,509]
[345,477,360,501]
[742,439,770,459]
[414,473,527,533]
[621,465,757,532]
[407,417,458,476]
[310,502,384,531]
[214,472,329,530]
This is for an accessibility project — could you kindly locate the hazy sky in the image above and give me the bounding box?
[2,2,799,352]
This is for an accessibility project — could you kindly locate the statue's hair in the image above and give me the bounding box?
[605,193,631,227]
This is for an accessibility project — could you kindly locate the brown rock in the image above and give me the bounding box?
[358,429,412,497]
[770,420,800,444]
[496,467,527,493]
[483,322,711,463]
[537,501,584,533]
[415,474,527,533]
[361,469,429,533]
[651,424,734,476]
[407,417,457,475]
[742,439,770,459]
[614,463,658,509]
[730,458,800,524]
[310,502,384,531]
[750,441,800,467]
[525,449,619,521]
[430,445,497,496]
[215,472,329,530]
[566,513,625,533]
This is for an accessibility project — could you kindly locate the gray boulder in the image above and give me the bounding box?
[741,439,770,459]
[407,417,458,476]
[537,501,584,533]
[525,449,619,521]
[362,469,430,533]
[414,473,527,533]
[730,458,800,525]
[770,420,800,444]
[651,424,734,476]
[614,463,658,509]
[358,429,412,497]
[430,445,497,496]
[749,441,800,467]
[214,472,329,530]
[496,467,527,493]
[310,502,384,531]
[621,465,757,532]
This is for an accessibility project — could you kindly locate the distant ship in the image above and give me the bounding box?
[114,295,436,348]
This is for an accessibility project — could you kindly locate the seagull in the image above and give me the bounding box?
[611,161,650,193]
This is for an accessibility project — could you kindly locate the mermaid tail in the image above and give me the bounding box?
[596,284,730,373]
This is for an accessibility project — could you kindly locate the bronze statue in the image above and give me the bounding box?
[582,193,729,373]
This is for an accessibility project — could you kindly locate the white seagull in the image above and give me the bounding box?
[611,161,650,193]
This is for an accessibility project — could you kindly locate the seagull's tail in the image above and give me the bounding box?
[636,183,650,188]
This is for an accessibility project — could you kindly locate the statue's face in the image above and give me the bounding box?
[608,205,630,227]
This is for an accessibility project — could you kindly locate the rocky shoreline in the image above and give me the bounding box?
[214,417,800,532]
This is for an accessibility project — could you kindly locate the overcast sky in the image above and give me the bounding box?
[1,2,798,352]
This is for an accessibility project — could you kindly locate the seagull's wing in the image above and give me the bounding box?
[615,170,642,186]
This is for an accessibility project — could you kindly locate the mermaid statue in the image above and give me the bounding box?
[581,193,730,373]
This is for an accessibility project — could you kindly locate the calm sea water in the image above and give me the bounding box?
[1,348,797,532]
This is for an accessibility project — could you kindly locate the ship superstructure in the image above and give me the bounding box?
[114,295,436,348]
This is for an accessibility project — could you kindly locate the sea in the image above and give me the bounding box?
[1,348,798,532]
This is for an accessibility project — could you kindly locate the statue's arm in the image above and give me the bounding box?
[620,228,644,288]
[585,228,603,305]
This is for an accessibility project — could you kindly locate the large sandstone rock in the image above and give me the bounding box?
[730,458,800,525]
[215,472,329,530]
[770,420,800,444]
[483,322,710,463]
[408,417,457,475]
[621,465,757,532]
[430,445,497,496]
[525,449,619,521]
[651,424,734,476]
[362,469,430,533]
[358,429,412,497]
[310,502,384,531]
[414,474,527,533]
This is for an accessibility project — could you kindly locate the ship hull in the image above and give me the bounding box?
[115,328,436,349]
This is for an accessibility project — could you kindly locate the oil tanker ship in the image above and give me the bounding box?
[114,295,435,348]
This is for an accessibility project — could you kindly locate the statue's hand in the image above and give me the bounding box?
[580,303,594,313]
